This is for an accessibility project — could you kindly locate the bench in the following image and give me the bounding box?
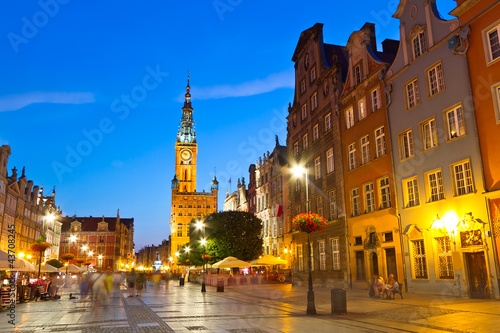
[35,285,51,301]
[391,282,403,299]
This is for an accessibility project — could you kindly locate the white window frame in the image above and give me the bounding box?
[293,141,299,156]
[313,124,319,141]
[360,135,370,165]
[427,63,445,96]
[445,105,466,140]
[316,196,323,216]
[411,239,428,279]
[351,187,360,216]
[435,236,454,279]
[331,238,340,270]
[427,169,445,202]
[297,244,303,271]
[364,182,375,213]
[328,190,337,220]
[493,83,500,123]
[311,93,318,110]
[348,143,357,171]
[319,241,326,271]
[358,98,367,120]
[421,118,438,150]
[405,176,420,208]
[452,160,474,196]
[345,107,354,129]
[303,133,309,148]
[486,23,500,63]
[325,113,332,131]
[326,148,334,173]
[310,66,317,82]
[412,31,427,59]
[375,126,386,158]
[371,87,381,112]
[379,176,391,209]
[354,64,362,84]
[405,78,421,110]
[300,79,306,94]
[399,129,414,160]
[314,157,321,180]
[301,104,307,120]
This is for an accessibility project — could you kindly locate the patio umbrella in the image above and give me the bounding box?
[0,249,35,271]
[250,254,287,266]
[212,256,251,269]
[34,263,59,273]
[58,264,84,273]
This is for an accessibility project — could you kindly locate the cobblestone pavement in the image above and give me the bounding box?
[0,280,499,332]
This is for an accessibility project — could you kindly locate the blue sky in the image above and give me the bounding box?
[0,0,456,250]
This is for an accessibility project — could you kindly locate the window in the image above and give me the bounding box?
[313,124,319,141]
[0,180,4,194]
[411,239,428,279]
[328,190,337,220]
[384,232,393,242]
[310,66,317,82]
[355,251,365,280]
[325,113,332,131]
[358,98,367,120]
[379,176,391,209]
[487,24,500,62]
[435,237,454,279]
[293,142,299,156]
[421,118,438,150]
[354,236,362,246]
[427,169,445,202]
[452,160,474,196]
[99,236,104,243]
[319,241,326,270]
[354,64,362,84]
[405,79,420,109]
[301,104,307,120]
[177,225,183,237]
[399,130,414,160]
[348,143,357,170]
[405,177,420,207]
[360,135,370,165]
[316,196,323,216]
[297,245,303,271]
[303,133,309,148]
[0,203,4,216]
[427,63,445,96]
[371,87,381,112]
[351,187,360,216]
[301,79,306,93]
[412,31,427,59]
[310,243,314,271]
[446,106,466,139]
[375,126,386,158]
[295,178,300,191]
[326,148,334,173]
[314,157,321,180]
[364,182,375,213]
[345,107,354,129]
[311,93,318,110]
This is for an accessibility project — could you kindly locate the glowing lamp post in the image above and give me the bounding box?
[31,238,51,278]
[197,220,207,292]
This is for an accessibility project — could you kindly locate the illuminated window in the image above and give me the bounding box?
[445,106,466,140]
[421,118,438,150]
[358,98,367,120]
[297,245,303,271]
[303,133,309,148]
[375,126,386,158]
[351,187,360,216]
[404,176,420,208]
[399,129,414,160]
[314,157,321,180]
[326,148,334,173]
[452,160,474,196]
[325,113,332,131]
[318,241,326,270]
[311,93,318,110]
[316,196,323,216]
[301,104,307,120]
[348,143,357,171]
[412,31,427,59]
[371,87,381,112]
[405,79,420,109]
[293,141,299,156]
[345,107,354,129]
[310,243,314,271]
[486,24,500,62]
[310,66,317,82]
[313,124,319,141]
[354,64,362,84]
[435,237,454,279]
[427,63,445,96]
[364,182,374,213]
[360,135,370,165]
[379,176,391,209]
[328,190,337,220]
[426,169,445,202]
[411,239,428,279]
[331,238,340,270]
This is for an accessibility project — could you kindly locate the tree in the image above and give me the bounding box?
[195,211,263,263]
[46,259,63,268]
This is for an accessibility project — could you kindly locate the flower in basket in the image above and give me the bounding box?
[292,213,327,233]
[84,261,92,266]
[31,241,51,252]
[61,253,75,261]
[201,254,212,261]
[185,259,190,264]
[76,259,85,266]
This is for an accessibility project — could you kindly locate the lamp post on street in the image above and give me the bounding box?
[196,220,207,292]
[292,163,316,315]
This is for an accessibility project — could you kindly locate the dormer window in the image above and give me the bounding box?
[412,31,427,60]
[355,64,362,85]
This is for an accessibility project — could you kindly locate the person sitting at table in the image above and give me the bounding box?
[373,273,385,297]
[382,274,399,299]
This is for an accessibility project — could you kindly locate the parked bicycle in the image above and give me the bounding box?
[451,274,462,297]
[484,273,495,299]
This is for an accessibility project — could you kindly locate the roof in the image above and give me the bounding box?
[60,216,134,233]
[324,44,349,81]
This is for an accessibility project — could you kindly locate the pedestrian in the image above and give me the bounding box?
[126,268,137,297]
[136,273,145,296]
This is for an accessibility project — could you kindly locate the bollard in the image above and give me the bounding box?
[217,279,224,292]
[179,277,185,286]
[331,288,347,314]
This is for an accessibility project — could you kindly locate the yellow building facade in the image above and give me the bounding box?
[170,78,218,270]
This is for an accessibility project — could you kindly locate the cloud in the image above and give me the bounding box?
[0,92,95,112]
[177,70,294,101]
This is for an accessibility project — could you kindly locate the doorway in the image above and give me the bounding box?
[355,251,365,281]
[371,252,379,276]
[385,248,397,281]
[465,252,487,299]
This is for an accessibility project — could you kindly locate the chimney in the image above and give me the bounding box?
[382,39,399,55]
[361,22,377,53]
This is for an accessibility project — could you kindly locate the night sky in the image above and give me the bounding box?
[0,1,455,249]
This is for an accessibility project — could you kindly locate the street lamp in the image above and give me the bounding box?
[197,220,207,292]
[292,162,316,315]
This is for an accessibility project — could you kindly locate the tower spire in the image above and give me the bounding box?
[185,71,191,105]
[178,72,196,143]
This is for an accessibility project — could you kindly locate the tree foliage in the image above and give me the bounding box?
[179,212,263,266]
[46,259,63,268]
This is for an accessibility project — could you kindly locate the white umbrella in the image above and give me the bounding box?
[212,256,251,269]
[58,264,84,273]
[250,254,288,266]
[34,263,59,273]
[0,249,35,271]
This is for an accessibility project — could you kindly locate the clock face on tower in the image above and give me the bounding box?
[180,149,193,162]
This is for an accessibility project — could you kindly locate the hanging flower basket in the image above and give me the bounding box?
[61,253,75,261]
[84,261,92,266]
[76,259,84,266]
[31,241,51,252]
[185,259,190,264]
[292,213,327,233]
[201,254,212,261]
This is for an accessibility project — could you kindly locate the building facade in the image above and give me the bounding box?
[136,238,171,270]
[170,78,218,270]
[386,0,494,297]
[287,23,349,287]
[338,23,403,288]
[60,212,135,271]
